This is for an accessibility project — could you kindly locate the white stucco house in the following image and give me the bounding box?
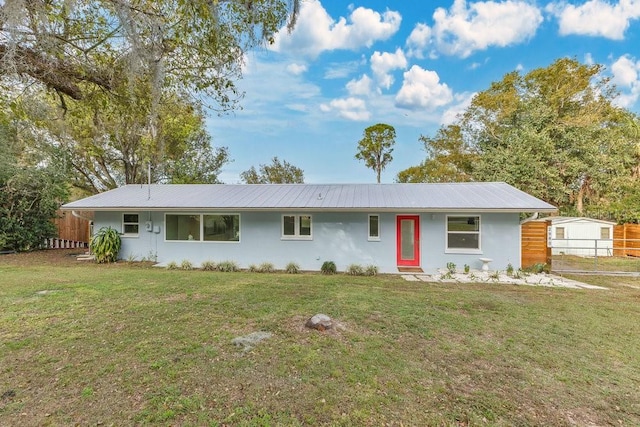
[61,182,557,273]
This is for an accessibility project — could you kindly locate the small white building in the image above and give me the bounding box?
[547,217,616,257]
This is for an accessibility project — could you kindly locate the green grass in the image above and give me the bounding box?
[554,254,640,272]
[1,255,640,426]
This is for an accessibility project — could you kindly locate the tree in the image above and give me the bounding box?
[0,110,68,251]
[396,124,476,183]
[399,58,639,214]
[355,123,396,183]
[0,0,299,111]
[12,81,230,193]
[240,157,304,184]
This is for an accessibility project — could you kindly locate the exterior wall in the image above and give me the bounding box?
[93,210,522,274]
[550,220,614,256]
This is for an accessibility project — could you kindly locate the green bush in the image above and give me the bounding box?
[258,262,275,273]
[217,260,239,272]
[248,264,259,272]
[201,260,217,271]
[90,227,122,263]
[180,260,194,270]
[347,264,364,276]
[321,261,337,275]
[285,262,300,274]
[365,265,378,276]
[446,262,456,274]
[166,261,179,270]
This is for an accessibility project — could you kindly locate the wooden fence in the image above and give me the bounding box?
[49,210,93,248]
[613,224,640,257]
[521,220,551,268]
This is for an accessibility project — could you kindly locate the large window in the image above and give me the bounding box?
[122,213,139,237]
[165,214,240,242]
[368,214,380,241]
[282,214,312,240]
[204,215,239,242]
[446,216,480,252]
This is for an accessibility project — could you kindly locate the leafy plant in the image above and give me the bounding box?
[217,261,239,272]
[321,261,337,275]
[347,264,364,276]
[446,262,456,274]
[464,264,470,274]
[248,264,259,272]
[90,227,122,263]
[180,260,194,270]
[506,263,514,276]
[258,262,275,273]
[285,262,300,274]
[365,265,378,276]
[201,260,217,271]
[166,261,179,270]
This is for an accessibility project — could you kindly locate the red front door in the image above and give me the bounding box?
[397,215,420,267]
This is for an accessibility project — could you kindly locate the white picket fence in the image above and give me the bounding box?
[43,238,89,249]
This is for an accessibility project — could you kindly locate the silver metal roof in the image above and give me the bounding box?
[61,182,557,212]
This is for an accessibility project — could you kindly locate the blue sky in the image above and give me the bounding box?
[208,0,640,184]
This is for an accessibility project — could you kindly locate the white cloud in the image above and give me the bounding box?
[395,66,453,110]
[370,48,408,90]
[547,0,640,40]
[611,54,640,107]
[271,1,401,59]
[406,23,432,58]
[426,0,543,58]
[346,75,374,96]
[320,97,371,121]
[286,63,308,75]
[324,60,363,79]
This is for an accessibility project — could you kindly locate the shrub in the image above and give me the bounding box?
[321,261,337,275]
[166,261,179,270]
[347,264,364,276]
[258,262,275,273]
[285,262,300,274]
[463,264,470,274]
[365,265,378,276]
[248,264,259,272]
[506,263,514,276]
[201,260,217,271]
[90,227,122,263]
[525,263,549,274]
[217,260,239,272]
[180,260,194,270]
[446,262,456,274]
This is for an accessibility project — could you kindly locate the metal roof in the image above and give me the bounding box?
[61,182,557,213]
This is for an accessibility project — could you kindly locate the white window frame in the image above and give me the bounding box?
[368,214,380,241]
[281,214,313,240]
[556,226,565,240]
[445,215,482,254]
[600,227,610,240]
[122,213,139,237]
[164,213,241,243]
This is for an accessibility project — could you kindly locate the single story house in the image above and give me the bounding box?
[529,216,616,257]
[61,182,556,273]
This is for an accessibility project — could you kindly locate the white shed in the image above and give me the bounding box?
[547,217,616,256]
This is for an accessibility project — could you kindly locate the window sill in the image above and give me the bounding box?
[121,234,139,238]
[368,237,381,242]
[445,248,482,255]
[281,236,313,241]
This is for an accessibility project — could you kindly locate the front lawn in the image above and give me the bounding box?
[1,251,639,426]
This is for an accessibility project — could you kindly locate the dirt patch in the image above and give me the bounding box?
[0,249,87,267]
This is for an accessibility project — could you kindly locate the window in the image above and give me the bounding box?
[446,216,480,252]
[122,213,139,236]
[165,213,240,242]
[368,214,380,241]
[600,227,610,240]
[555,227,565,239]
[166,214,201,241]
[282,214,312,239]
[204,214,240,242]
